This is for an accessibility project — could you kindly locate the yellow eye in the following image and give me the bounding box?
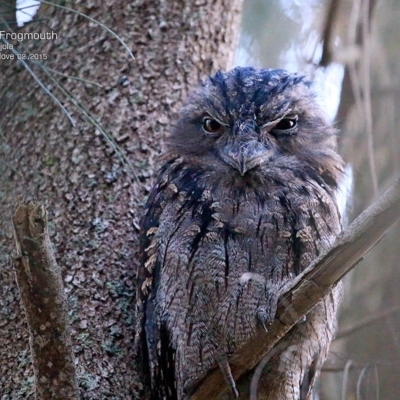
[202,118,225,135]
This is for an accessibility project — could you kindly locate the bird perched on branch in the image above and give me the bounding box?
[135,67,343,400]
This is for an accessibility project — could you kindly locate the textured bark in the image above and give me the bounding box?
[0,0,17,31]
[0,1,242,398]
[12,201,79,400]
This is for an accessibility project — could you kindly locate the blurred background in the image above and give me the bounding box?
[237,0,400,398]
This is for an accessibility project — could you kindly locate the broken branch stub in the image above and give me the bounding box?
[12,201,78,400]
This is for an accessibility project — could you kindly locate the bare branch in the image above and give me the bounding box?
[322,357,400,372]
[12,201,78,400]
[320,0,341,67]
[190,176,400,399]
[336,305,400,339]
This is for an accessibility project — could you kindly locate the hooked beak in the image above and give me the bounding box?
[219,140,272,175]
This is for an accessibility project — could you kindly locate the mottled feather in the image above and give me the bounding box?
[135,67,343,400]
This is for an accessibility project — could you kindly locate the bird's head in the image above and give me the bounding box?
[168,67,342,187]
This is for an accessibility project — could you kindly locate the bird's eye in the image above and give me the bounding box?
[273,116,298,133]
[202,118,225,135]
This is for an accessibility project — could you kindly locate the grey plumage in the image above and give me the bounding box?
[135,67,343,400]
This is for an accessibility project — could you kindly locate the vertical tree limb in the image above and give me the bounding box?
[12,201,78,400]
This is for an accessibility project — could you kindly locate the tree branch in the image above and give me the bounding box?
[190,176,400,399]
[336,304,400,339]
[12,201,78,400]
[320,0,341,67]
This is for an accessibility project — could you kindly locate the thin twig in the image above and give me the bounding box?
[36,65,139,182]
[0,33,76,127]
[35,63,103,88]
[341,359,353,400]
[356,365,368,400]
[320,0,340,66]
[361,0,378,197]
[0,158,23,177]
[336,304,400,339]
[0,17,137,181]
[39,0,135,61]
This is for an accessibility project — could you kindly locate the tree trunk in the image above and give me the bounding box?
[0,1,242,398]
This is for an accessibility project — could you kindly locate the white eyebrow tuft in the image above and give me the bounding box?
[239,272,267,285]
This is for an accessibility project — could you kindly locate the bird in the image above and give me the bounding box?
[135,66,344,400]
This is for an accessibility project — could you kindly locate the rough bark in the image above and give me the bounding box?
[12,201,79,400]
[0,1,242,398]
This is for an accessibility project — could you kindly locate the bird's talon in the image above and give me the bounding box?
[256,307,270,332]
